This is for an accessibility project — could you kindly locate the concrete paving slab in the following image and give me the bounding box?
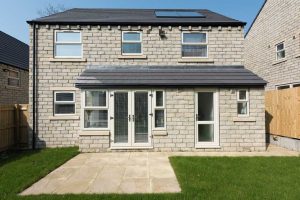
[20,144,298,195]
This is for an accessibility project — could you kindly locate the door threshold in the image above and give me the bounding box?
[110,146,154,150]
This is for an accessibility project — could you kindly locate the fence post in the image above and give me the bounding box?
[14,104,20,148]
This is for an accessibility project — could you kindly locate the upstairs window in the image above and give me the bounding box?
[276,42,285,60]
[7,69,20,87]
[54,31,82,58]
[122,31,142,55]
[54,92,75,115]
[237,89,249,116]
[182,32,208,58]
[153,91,166,129]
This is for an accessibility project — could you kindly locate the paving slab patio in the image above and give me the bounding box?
[21,144,299,195]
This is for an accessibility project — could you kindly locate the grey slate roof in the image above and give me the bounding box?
[75,66,266,88]
[0,31,29,70]
[28,8,246,26]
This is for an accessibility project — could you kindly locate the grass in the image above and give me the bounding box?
[0,148,300,200]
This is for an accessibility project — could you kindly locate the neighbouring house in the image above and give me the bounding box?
[245,0,300,151]
[0,31,29,104]
[27,8,266,152]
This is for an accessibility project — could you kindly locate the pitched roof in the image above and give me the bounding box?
[0,31,29,70]
[75,65,266,88]
[28,8,246,26]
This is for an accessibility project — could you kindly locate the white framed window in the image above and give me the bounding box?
[7,69,20,87]
[82,90,109,130]
[276,42,285,60]
[182,32,208,58]
[153,90,166,129]
[276,82,300,90]
[54,91,76,115]
[122,31,142,55]
[54,31,82,58]
[237,89,249,116]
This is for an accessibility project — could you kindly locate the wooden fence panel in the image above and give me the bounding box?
[0,104,29,152]
[265,88,300,139]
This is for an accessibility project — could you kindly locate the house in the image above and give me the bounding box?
[245,0,300,151]
[0,31,29,104]
[27,8,266,152]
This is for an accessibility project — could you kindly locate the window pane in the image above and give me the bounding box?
[277,85,290,90]
[134,92,149,143]
[276,43,284,51]
[56,32,81,42]
[55,44,82,57]
[238,102,248,115]
[197,92,214,121]
[84,110,108,128]
[8,71,19,78]
[114,92,128,143]
[55,104,75,114]
[56,93,74,102]
[198,124,214,142]
[239,90,247,100]
[123,32,140,41]
[8,78,19,86]
[85,91,106,107]
[122,43,142,54]
[156,91,164,107]
[183,33,206,43]
[155,110,165,128]
[277,51,285,59]
[182,45,207,57]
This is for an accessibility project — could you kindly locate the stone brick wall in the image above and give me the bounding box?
[29,24,266,152]
[0,63,29,104]
[245,0,300,90]
[79,88,265,152]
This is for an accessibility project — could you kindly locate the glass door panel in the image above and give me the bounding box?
[114,92,129,143]
[134,92,149,143]
[196,90,219,148]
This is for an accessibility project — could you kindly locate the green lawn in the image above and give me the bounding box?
[1,148,300,200]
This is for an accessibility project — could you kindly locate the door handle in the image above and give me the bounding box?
[128,115,131,121]
[132,115,135,122]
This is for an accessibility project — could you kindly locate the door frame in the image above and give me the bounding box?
[195,88,220,148]
[110,89,153,149]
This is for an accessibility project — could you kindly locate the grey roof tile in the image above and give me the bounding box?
[28,8,246,26]
[75,65,266,88]
[0,31,29,70]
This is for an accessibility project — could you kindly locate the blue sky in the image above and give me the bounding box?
[0,0,264,44]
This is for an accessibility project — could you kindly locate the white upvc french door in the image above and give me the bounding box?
[110,90,152,148]
[195,89,220,148]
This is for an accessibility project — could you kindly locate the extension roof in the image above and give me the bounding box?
[75,65,266,88]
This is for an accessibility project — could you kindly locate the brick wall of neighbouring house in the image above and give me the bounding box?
[28,25,266,151]
[245,0,300,90]
[0,63,29,104]
[78,88,265,152]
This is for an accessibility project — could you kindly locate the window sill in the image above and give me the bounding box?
[272,59,287,65]
[5,85,21,90]
[233,117,256,122]
[79,130,110,136]
[110,146,154,150]
[195,145,221,149]
[178,58,214,63]
[118,55,147,59]
[49,58,87,62]
[49,115,80,120]
[152,130,168,136]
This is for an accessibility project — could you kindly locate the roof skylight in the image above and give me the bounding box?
[155,11,205,18]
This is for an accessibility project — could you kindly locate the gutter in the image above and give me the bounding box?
[32,23,36,150]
